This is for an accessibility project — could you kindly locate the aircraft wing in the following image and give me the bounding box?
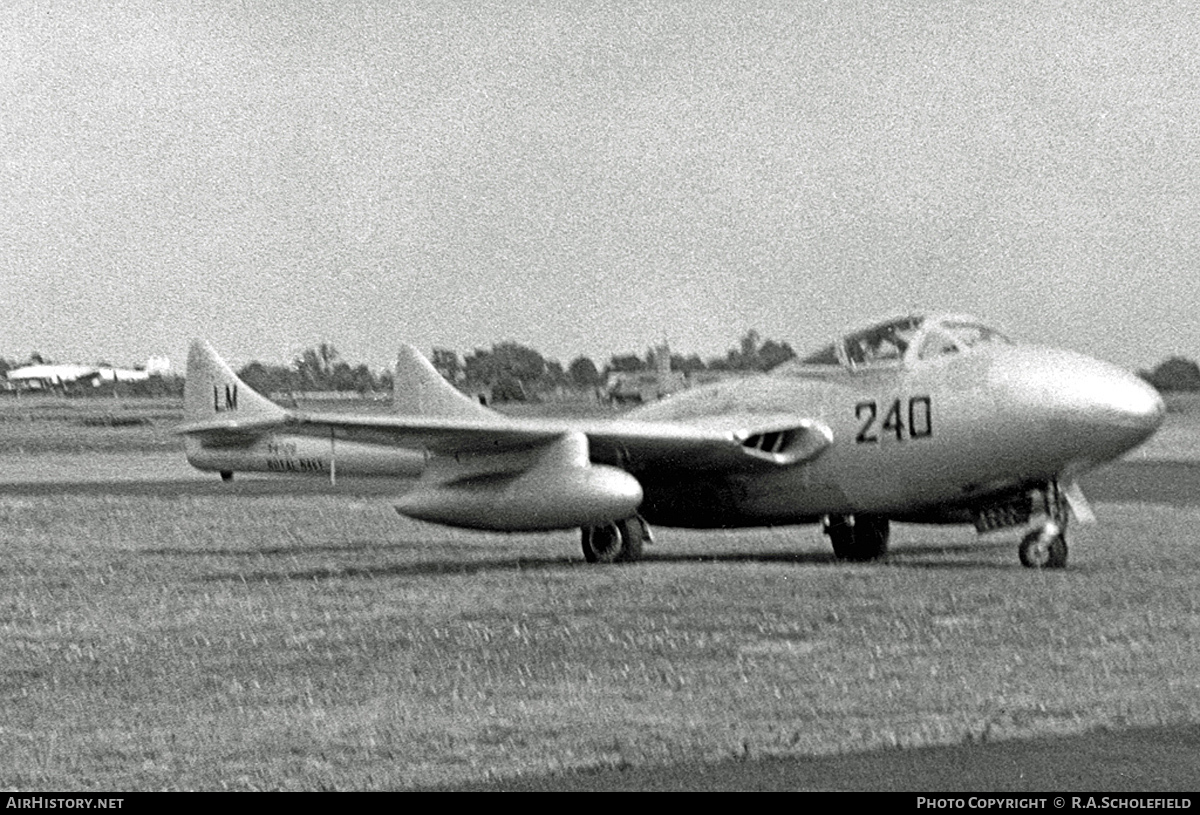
[386,342,830,470]
[281,410,833,473]
[180,405,832,471]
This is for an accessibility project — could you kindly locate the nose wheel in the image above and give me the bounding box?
[1019,522,1067,568]
[1018,483,1070,569]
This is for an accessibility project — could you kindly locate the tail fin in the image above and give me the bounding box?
[393,343,498,419]
[183,340,288,426]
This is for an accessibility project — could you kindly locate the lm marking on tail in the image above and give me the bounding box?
[213,384,238,413]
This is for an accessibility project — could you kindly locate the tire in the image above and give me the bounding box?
[827,515,889,561]
[581,517,645,564]
[1019,527,1068,569]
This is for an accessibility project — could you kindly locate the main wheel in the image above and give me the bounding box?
[826,515,890,561]
[581,517,645,564]
[1018,526,1068,568]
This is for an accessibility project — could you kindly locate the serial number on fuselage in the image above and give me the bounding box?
[266,440,298,456]
[855,396,933,444]
[263,440,325,472]
[266,457,325,473]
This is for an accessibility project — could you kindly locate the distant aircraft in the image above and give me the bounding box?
[6,357,170,390]
[179,314,1164,569]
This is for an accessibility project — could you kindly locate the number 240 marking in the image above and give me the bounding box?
[855,396,932,444]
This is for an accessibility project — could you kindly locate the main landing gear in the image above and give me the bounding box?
[824,514,890,562]
[1018,482,1070,569]
[581,516,649,563]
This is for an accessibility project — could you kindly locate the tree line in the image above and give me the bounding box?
[425,330,799,402]
[6,340,1200,400]
[236,343,391,397]
[227,330,798,402]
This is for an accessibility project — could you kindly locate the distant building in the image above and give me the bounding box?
[604,342,687,405]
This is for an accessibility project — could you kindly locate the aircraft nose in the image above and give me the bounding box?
[1055,353,1164,439]
[993,348,1165,469]
[1090,367,1166,436]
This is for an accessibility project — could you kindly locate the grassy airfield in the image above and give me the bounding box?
[1,395,1199,790]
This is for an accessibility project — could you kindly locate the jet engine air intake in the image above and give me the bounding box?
[734,421,833,466]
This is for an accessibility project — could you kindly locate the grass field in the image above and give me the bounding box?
[0,397,183,455]
[2,397,1199,790]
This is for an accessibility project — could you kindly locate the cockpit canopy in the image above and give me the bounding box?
[778,314,1011,373]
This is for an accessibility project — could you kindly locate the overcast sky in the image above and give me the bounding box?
[3,0,1199,373]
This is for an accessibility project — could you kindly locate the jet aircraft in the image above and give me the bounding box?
[179,314,1165,569]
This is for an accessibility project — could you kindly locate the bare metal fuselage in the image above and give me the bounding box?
[625,344,1161,527]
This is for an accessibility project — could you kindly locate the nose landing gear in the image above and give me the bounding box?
[1018,482,1070,569]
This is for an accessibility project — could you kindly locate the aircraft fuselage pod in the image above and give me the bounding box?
[630,326,1162,528]
[179,314,1164,569]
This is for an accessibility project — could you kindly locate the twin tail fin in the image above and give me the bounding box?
[183,339,498,429]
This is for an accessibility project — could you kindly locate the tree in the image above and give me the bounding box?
[740,329,761,363]
[376,369,394,394]
[431,348,461,382]
[491,342,547,385]
[1141,357,1200,392]
[330,361,376,394]
[710,330,796,372]
[238,361,298,395]
[567,356,602,388]
[544,359,566,387]
[670,354,707,375]
[294,343,340,390]
[756,338,797,371]
[607,354,645,374]
[238,344,385,394]
[463,342,548,402]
